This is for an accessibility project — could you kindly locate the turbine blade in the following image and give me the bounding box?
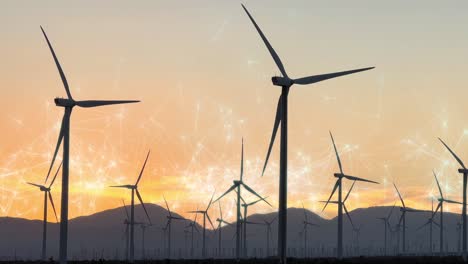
[241,4,288,78]
[27,182,44,188]
[343,204,354,229]
[48,192,59,223]
[49,161,62,188]
[213,184,237,204]
[261,95,282,176]
[292,67,374,85]
[247,196,269,206]
[206,191,215,211]
[241,183,272,207]
[163,195,172,217]
[433,170,443,198]
[322,180,339,211]
[432,202,442,219]
[444,199,463,205]
[343,174,379,184]
[302,202,307,222]
[398,213,404,226]
[206,213,215,230]
[135,150,150,186]
[122,199,130,220]
[40,26,73,99]
[329,131,343,174]
[438,137,466,169]
[343,181,356,203]
[240,138,244,181]
[393,183,406,208]
[75,100,140,108]
[136,189,151,225]
[417,221,430,231]
[387,203,396,219]
[45,115,65,183]
[109,185,131,188]
[219,201,223,219]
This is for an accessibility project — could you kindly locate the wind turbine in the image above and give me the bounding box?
[186,209,200,258]
[263,217,276,257]
[188,192,215,258]
[322,132,378,258]
[163,195,185,258]
[241,4,374,262]
[213,138,270,259]
[121,200,131,261]
[109,151,152,263]
[39,26,140,264]
[215,201,232,258]
[377,203,395,256]
[432,170,462,254]
[240,195,271,257]
[417,198,439,255]
[301,203,318,258]
[438,137,468,256]
[139,223,150,260]
[27,162,61,260]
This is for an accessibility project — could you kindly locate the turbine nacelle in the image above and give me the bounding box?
[54,98,75,107]
[272,76,293,87]
[459,169,468,174]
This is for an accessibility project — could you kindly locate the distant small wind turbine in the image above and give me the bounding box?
[301,203,318,258]
[240,195,271,257]
[262,217,277,257]
[110,151,152,263]
[215,202,232,258]
[417,198,439,255]
[438,137,468,256]
[163,195,185,259]
[322,132,378,258]
[188,192,215,258]
[431,170,462,254]
[40,26,139,264]
[393,183,424,254]
[377,203,395,256]
[213,138,270,259]
[241,4,374,262]
[27,162,62,260]
[186,209,200,258]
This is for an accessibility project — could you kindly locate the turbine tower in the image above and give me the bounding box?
[263,217,276,257]
[121,200,131,261]
[322,132,378,258]
[432,170,462,254]
[188,192,215,258]
[213,138,270,259]
[438,137,468,256]
[163,195,185,258]
[377,204,395,256]
[40,27,140,264]
[241,5,374,263]
[109,151,152,263]
[27,162,61,260]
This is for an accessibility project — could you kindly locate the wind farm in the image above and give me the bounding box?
[3,1,468,264]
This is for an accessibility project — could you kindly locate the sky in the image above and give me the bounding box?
[1,0,468,226]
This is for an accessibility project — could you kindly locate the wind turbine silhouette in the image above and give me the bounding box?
[139,223,150,260]
[241,5,374,262]
[393,183,421,254]
[109,151,152,263]
[438,137,468,256]
[27,162,61,260]
[377,203,395,256]
[186,209,200,258]
[215,202,232,258]
[121,200,131,261]
[417,198,439,255]
[163,195,185,258]
[263,217,277,257]
[188,192,215,258]
[301,203,318,258]
[322,132,378,258]
[40,26,140,264]
[213,138,270,259]
[240,195,271,257]
[431,170,462,254]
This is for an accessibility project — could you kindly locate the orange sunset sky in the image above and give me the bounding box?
[1,1,468,226]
